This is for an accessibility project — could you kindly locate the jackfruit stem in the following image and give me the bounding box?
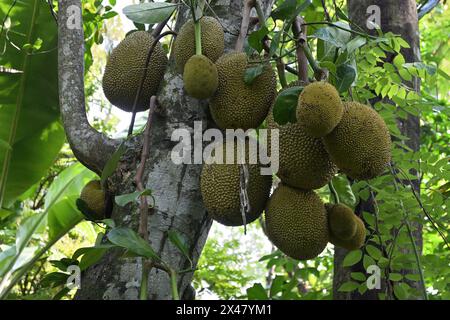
[328,181,340,204]
[254,0,266,28]
[194,20,202,56]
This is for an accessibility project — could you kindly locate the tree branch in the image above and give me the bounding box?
[235,0,255,52]
[58,0,119,174]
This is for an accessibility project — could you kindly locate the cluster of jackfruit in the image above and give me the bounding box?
[102,31,168,112]
[194,17,278,227]
[174,16,224,100]
[261,81,391,259]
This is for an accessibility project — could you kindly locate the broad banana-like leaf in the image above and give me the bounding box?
[0,0,63,208]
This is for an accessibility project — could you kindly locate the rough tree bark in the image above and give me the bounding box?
[58,0,275,300]
[333,0,422,300]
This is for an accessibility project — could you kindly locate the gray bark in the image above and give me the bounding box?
[58,0,274,300]
[333,0,422,300]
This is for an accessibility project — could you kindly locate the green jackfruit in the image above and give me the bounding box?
[296,81,343,137]
[209,52,276,129]
[329,214,366,251]
[325,203,357,240]
[174,16,224,73]
[102,31,168,112]
[323,101,392,180]
[183,55,218,99]
[200,139,272,226]
[265,184,329,260]
[266,87,337,190]
[80,180,106,220]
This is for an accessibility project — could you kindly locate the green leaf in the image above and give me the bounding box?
[244,64,265,85]
[346,36,366,53]
[40,272,69,288]
[389,273,403,281]
[0,0,62,207]
[115,189,153,207]
[248,27,269,53]
[335,64,356,93]
[331,175,356,207]
[393,54,405,67]
[393,283,408,300]
[273,86,303,125]
[167,230,192,267]
[363,255,376,270]
[101,142,126,186]
[79,246,110,271]
[0,139,11,151]
[271,0,297,21]
[123,3,178,24]
[338,281,359,292]
[437,69,450,80]
[45,163,96,210]
[107,227,160,261]
[343,249,362,267]
[269,275,285,297]
[246,283,268,300]
[351,272,366,282]
[365,244,382,260]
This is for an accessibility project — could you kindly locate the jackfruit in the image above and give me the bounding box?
[209,52,276,129]
[265,184,329,260]
[266,87,337,190]
[323,101,392,180]
[325,203,357,240]
[329,214,366,251]
[174,16,224,73]
[200,139,272,226]
[102,31,168,112]
[296,81,343,137]
[183,55,218,99]
[79,180,106,221]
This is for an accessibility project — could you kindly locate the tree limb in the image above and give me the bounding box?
[58,0,119,174]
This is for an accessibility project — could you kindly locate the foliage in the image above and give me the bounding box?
[0,0,449,301]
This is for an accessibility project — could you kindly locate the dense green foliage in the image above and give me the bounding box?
[0,0,448,300]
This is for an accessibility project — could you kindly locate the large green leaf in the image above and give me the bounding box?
[46,163,96,241]
[0,0,61,208]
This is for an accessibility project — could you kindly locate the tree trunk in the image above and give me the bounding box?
[58,0,274,300]
[333,0,422,300]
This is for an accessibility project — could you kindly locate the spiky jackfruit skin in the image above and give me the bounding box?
[174,17,224,73]
[329,214,366,250]
[266,88,337,190]
[102,31,168,112]
[80,180,105,220]
[325,203,357,240]
[297,82,343,137]
[209,52,277,129]
[200,140,272,226]
[183,55,218,99]
[322,102,392,180]
[265,184,329,260]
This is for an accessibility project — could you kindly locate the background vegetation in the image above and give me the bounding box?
[0,0,448,300]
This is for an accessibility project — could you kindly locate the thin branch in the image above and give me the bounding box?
[135,96,156,300]
[320,0,332,22]
[292,16,309,83]
[136,96,157,240]
[393,165,450,250]
[235,0,255,52]
[127,31,177,137]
